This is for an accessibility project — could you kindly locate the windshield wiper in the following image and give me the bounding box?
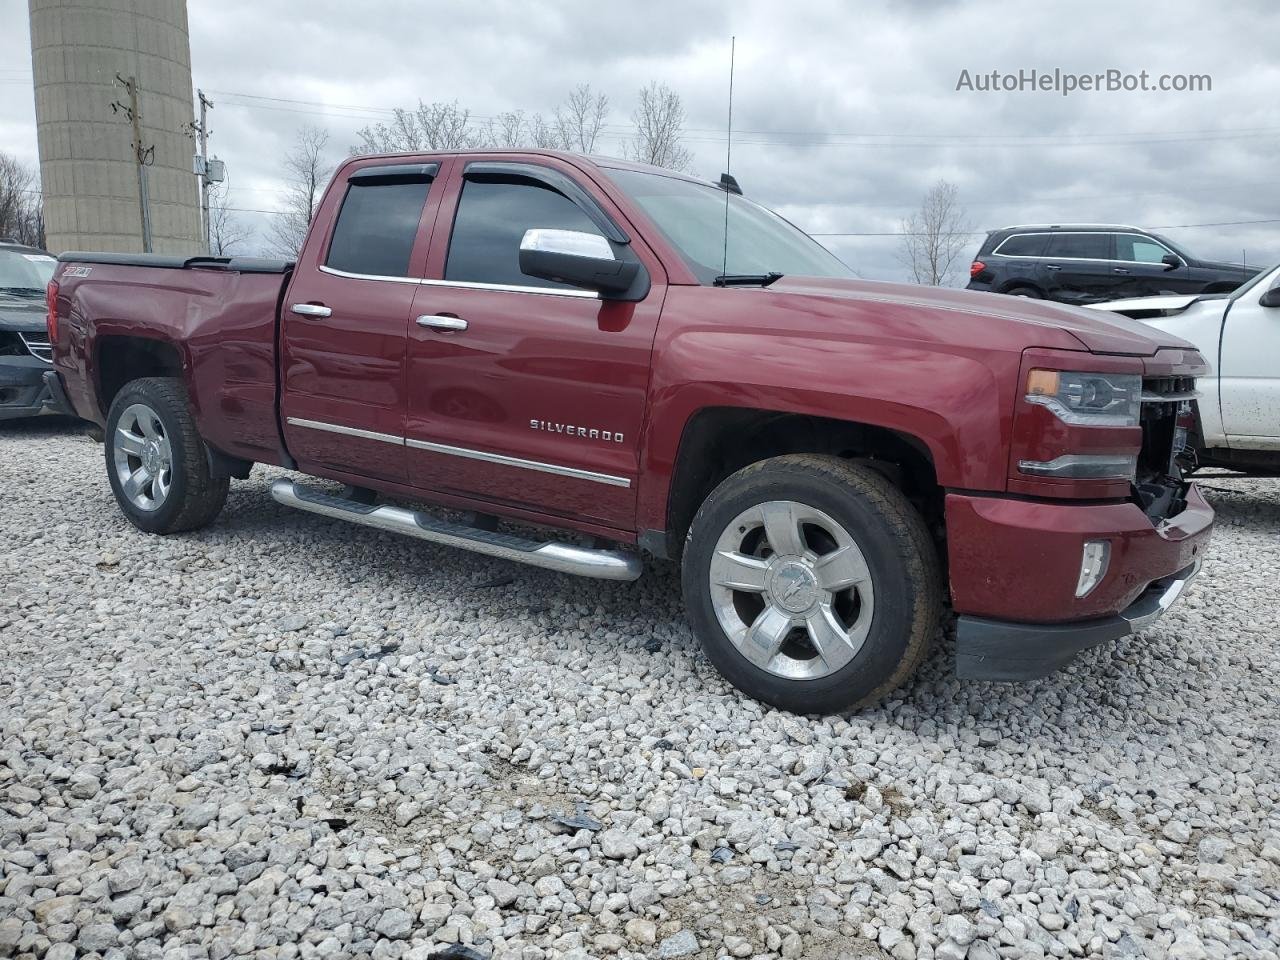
[713,272,783,288]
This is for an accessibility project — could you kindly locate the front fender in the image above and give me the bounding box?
[636,327,1020,533]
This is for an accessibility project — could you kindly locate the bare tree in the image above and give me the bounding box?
[555,84,609,153]
[207,182,253,256]
[628,82,692,172]
[898,180,972,286]
[354,101,481,153]
[525,112,564,149]
[269,125,331,259]
[0,153,45,248]
[485,110,527,149]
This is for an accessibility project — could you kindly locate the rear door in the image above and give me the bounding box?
[403,156,665,530]
[1112,233,1197,297]
[1038,232,1116,303]
[1219,275,1280,444]
[280,160,447,483]
[987,232,1049,292]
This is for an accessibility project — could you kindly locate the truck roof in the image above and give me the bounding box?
[345,148,721,190]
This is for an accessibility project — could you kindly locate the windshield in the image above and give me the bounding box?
[0,249,56,297]
[606,168,853,284]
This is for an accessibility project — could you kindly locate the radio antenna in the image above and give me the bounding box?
[721,36,736,277]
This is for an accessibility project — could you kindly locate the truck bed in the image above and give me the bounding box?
[54,253,294,467]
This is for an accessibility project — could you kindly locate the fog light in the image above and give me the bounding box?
[1076,540,1111,598]
[1018,453,1138,480]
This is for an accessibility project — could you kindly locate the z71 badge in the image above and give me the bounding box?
[530,419,624,443]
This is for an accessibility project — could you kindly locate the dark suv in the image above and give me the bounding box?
[966,224,1261,304]
[0,241,57,420]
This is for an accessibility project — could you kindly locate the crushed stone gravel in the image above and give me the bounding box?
[2,418,1278,960]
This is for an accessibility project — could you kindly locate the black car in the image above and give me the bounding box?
[0,241,58,420]
[966,224,1261,305]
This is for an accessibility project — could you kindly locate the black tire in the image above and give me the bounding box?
[104,377,229,534]
[1004,285,1042,299]
[681,455,941,714]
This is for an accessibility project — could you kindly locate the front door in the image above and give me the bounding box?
[1112,233,1197,298]
[280,162,443,483]
[404,158,664,530]
[1219,275,1280,444]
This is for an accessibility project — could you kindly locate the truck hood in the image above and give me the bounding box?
[1086,292,1228,319]
[0,294,47,333]
[768,276,1195,355]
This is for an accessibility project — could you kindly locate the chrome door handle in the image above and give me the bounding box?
[291,303,332,318]
[417,315,468,332]
[1113,267,1130,274]
[1044,264,1061,271]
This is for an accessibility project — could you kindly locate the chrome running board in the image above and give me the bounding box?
[270,479,642,582]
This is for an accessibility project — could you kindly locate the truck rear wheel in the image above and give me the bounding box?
[681,455,941,714]
[104,377,229,534]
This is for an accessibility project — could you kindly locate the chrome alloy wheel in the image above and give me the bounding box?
[709,500,875,680]
[112,403,173,511]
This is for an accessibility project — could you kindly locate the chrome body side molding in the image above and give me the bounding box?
[286,417,631,488]
[405,438,631,488]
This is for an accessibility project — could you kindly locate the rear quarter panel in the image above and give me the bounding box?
[54,264,287,464]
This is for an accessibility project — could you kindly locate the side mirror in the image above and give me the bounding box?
[519,229,639,294]
[1161,253,1183,271]
[1260,285,1280,308]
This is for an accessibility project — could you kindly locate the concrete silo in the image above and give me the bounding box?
[28,0,203,254]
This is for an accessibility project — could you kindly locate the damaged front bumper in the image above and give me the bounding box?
[0,355,53,420]
[955,559,1202,680]
[947,482,1213,680]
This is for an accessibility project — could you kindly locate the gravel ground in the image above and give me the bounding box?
[2,417,1278,960]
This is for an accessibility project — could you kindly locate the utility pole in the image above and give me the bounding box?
[197,90,213,254]
[112,75,154,252]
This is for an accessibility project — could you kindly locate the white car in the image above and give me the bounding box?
[1090,261,1280,475]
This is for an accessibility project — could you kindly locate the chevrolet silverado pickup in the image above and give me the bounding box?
[44,150,1214,713]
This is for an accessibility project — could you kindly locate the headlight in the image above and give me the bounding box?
[1025,369,1141,427]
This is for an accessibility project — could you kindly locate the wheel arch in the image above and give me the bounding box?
[646,405,945,559]
[94,333,187,418]
[998,280,1045,297]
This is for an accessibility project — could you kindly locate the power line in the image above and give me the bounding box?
[205,87,1280,148]
[812,218,1280,238]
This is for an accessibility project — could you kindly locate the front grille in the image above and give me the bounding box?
[1141,375,1196,401]
[19,331,52,363]
[1139,374,1196,477]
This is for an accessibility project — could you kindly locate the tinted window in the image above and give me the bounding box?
[1116,234,1171,263]
[994,233,1050,257]
[446,176,602,288]
[1045,232,1110,259]
[326,179,432,277]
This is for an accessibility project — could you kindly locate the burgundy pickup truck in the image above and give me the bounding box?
[43,150,1213,713]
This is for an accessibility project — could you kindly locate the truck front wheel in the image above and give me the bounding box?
[104,377,229,534]
[682,455,941,714]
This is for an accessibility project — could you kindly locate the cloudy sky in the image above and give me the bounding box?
[2,0,1278,280]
